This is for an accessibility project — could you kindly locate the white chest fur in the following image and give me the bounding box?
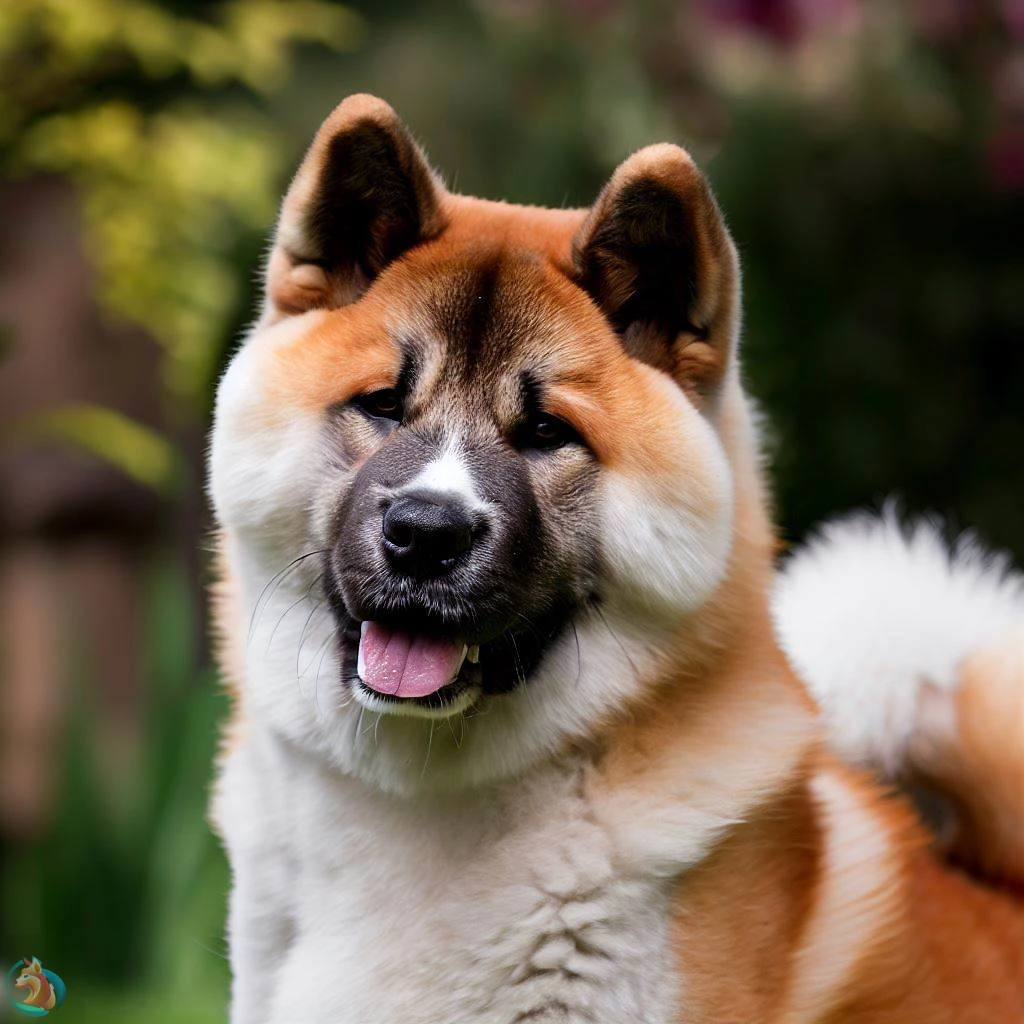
[217,730,679,1024]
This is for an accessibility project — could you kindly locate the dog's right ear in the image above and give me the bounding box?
[264,94,446,319]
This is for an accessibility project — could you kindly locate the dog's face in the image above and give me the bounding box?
[210,95,743,793]
[324,250,606,718]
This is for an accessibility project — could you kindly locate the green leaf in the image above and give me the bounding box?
[9,403,181,495]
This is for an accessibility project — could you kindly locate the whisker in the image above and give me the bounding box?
[594,603,639,682]
[507,630,527,688]
[267,572,323,655]
[296,597,326,678]
[571,619,582,687]
[298,625,332,678]
[510,609,544,640]
[247,549,327,645]
[313,635,332,719]
[446,713,465,749]
[190,939,229,963]
[421,721,436,778]
[355,706,367,749]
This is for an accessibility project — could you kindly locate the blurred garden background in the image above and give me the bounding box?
[1,0,1022,1019]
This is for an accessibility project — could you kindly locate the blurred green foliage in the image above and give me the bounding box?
[719,102,1024,552]
[2,561,230,1017]
[11,404,182,495]
[1,0,362,425]
[2,1,1022,1020]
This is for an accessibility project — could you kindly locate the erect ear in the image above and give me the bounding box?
[265,94,446,319]
[573,144,739,398]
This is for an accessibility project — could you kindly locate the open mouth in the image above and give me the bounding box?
[333,600,575,720]
[353,621,483,718]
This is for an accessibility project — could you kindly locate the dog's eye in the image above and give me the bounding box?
[517,414,582,452]
[353,389,403,422]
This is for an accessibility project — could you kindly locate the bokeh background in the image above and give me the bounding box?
[1,0,1022,1019]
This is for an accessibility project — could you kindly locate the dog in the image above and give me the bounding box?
[207,94,1024,1023]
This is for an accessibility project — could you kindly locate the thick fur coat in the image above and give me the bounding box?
[208,95,1024,1023]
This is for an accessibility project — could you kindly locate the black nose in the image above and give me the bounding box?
[382,493,474,576]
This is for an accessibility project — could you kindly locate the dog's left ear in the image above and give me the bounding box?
[573,144,739,398]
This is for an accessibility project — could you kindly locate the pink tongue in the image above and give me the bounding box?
[359,622,467,699]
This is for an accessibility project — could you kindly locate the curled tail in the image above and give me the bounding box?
[773,512,1024,888]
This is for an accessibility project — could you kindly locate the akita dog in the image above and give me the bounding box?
[208,95,1024,1023]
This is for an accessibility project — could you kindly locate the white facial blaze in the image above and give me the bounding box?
[401,439,490,513]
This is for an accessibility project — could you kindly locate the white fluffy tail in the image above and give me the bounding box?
[773,512,1024,886]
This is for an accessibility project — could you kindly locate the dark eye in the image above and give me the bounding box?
[518,413,582,452]
[353,388,403,422]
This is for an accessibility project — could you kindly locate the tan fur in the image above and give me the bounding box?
[670,779,822,1023]
[212,95,1024,1021]
[910,634,1024,887]
[808,773,1024,1023]
[208,538,247,833]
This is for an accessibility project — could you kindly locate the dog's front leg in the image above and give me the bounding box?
[215,738,295,1024]
[226,846,294,1024]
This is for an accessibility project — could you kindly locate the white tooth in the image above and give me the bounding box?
[467,645,480,664]
[357,621,370,680]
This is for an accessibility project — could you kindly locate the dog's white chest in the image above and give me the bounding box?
[248,749,678,1024]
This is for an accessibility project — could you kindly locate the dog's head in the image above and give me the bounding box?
[210,95,759,793]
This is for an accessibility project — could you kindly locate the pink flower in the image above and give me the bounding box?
[1003,0,1024,39]
[694,0,860,46]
